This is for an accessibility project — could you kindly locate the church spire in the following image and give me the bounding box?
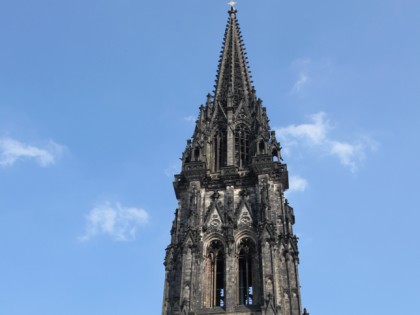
[214,7,254,111]
[179,8,282,173]
[163,7,309,315]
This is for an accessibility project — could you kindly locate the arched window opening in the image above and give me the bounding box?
[213,130,227,171]
[235,125,250,168]
[272,149,279,162]
[259,140,265,154]
[206,240,225,308]
[194,147,200,161]
[238,239,254,305]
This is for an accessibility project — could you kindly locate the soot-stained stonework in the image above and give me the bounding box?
[162,7,309,315]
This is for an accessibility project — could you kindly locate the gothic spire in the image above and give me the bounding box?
[213,7,254,111]
[180,6,282,173]
[163,7,310,315]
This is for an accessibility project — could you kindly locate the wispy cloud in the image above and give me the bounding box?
[0,137,64,167]
[288,175,309,193]
[290,57,333,95]
[290,58,311,94]
[276,112,377,172]
[279,112,329,145]
[291,72,309,94]
[80,202,149,242]
[330,141,362,171]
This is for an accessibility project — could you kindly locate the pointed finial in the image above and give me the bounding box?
[228,1,237,14]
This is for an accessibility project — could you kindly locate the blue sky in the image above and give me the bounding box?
[0,1,419,314]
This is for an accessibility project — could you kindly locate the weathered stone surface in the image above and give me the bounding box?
[162,7,306,315]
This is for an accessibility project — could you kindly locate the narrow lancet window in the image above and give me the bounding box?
[194,147,200,161]
[213,129,227,171]
[235,124,249,168]
[259,140,265,154]
[238,238,254,305]
[206,240,225,308]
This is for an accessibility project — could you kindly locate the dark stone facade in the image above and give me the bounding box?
[162,7,308,315]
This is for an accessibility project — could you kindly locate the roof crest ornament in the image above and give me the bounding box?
[228,1,237,13]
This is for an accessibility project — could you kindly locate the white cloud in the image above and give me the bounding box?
[278,112,329,145]
[0,137,64,167]
[290,57,333,95]
[288,175,308,193]
[290,58,311,94]
[330,141,362,172]
[291,72,309,94]
[276,112,377,172]
[80,202,149,242]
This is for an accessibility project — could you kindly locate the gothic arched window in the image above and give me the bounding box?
[235,124,250,168]
[206,240,225,308]
[259,140,265,154]
[194,147,200,161]
[238,238,255,305]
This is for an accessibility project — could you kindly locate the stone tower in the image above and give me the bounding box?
[162,6,309,315]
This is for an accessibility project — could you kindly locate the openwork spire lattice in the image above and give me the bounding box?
[214,7,254,111]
